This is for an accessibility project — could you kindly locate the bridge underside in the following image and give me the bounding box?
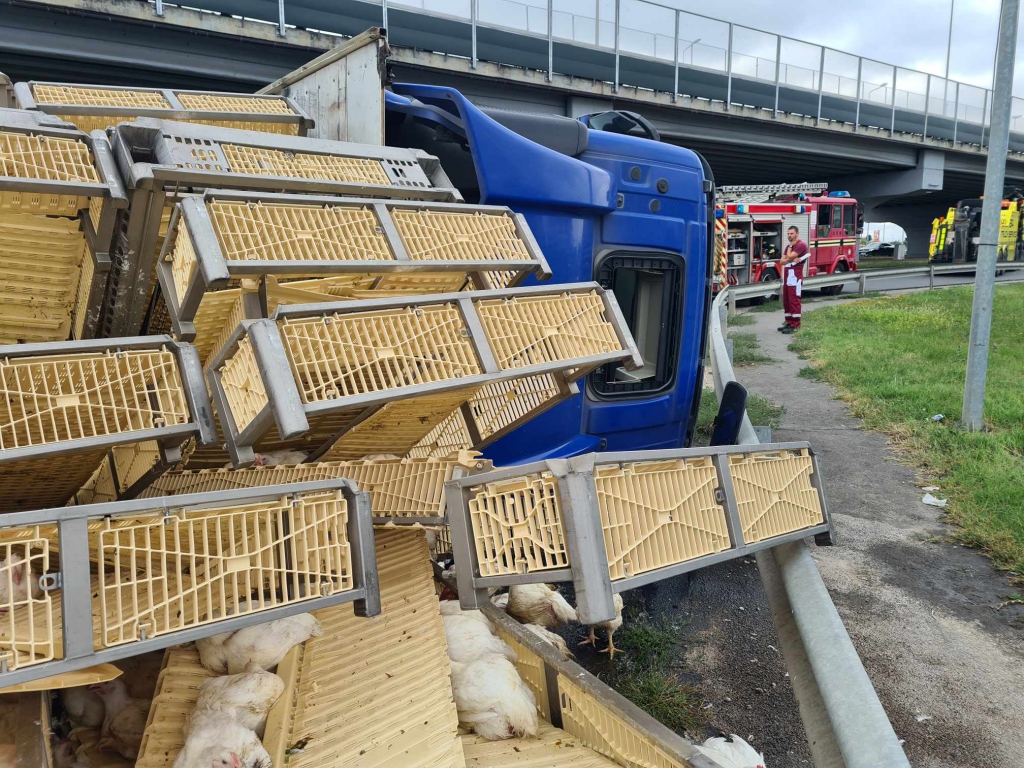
[5,0,1024,254]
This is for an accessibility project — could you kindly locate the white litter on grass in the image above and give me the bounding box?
[922,486,940,492]
[931,414,944,422]
[923,493,948,508]
[915,715,933,723]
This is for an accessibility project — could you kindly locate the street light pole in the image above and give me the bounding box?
[961,0,1019,431]
[943,0,954,117]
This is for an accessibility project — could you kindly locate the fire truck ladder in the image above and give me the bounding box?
[718,182,829,203]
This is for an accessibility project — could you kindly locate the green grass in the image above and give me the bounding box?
[789,284,1024,576]
[729,332,773,366]
[857,258,929,271]
[604,615,706,733]
[693,387,785,446]
[728,312,756,327]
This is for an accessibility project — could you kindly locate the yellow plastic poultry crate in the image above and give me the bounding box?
[157,189,552,354]
[0,337,214,511]
[0,479,379,689]
[16,81,313,135]
[207,282,642,468]
[0,109,127,341]
[445,444,834,624]
[139,453,491,525]
[103,119,461,337]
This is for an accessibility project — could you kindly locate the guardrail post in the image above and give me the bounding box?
[773,35,781,117]
[816,46,825,122]
[854,56,862,129]
[547,0,554,82]
[672,11,680,103]
[728,289,737,318]
[613,0,620,92]
[278,0,286,37]
[471,0,478,68]
[858,272,867,295]
[725,23,734,110]
[929,264,935,289]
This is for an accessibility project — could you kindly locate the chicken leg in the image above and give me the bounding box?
[599,627,620,660]
[578,627,598,649]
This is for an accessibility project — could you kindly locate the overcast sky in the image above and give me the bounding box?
[660,0,1024,95]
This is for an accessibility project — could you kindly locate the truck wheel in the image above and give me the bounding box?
[824,263,848,295]
[750,269,779,305]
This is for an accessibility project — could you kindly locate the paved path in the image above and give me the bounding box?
[674,294,1024,767]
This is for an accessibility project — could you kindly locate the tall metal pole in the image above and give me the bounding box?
[278,0,286,37]
[773,35,781,117]
[953,81,960,143]
[923,75,932,139]
[943,0,954,117]
[982,1,1002,147]
[471,0,478,68]
[381,0,388,32]
[613,0,620,92]
[595,0,600,45]
[672,11,680,102]
[961,0,1019,431]
[725,23,733,110]
[890,66,898,135]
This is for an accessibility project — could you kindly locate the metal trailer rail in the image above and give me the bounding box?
[0,336,215,511]
[723,261,1024,310]
[0,108,128,340]
[105,119,462,338]
[13,81,314,136]
[0,479,380,688]
[207,281,642,467]
[158,189,553,342]
[445,443,834,624]
[710,286,911,767]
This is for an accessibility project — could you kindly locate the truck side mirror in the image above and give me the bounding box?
[710,381,749,447]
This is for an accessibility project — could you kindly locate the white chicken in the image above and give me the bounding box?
[196,611,322,674]
[449,656,538,740]
[694,734,766,768]
[522,623,572,658]
[439,600,494,631]
[505,584,577,630]
[61,685,105,729]
[579,593,624,659]
[443,614,516,664]
[223,449,309,470]
[188,662,285,738]
[0,553,43,607]
[53,739,82,768]
[175,712,271,768]
[490,592,509,610]
[89,679,151,759]
[358,454,401,460]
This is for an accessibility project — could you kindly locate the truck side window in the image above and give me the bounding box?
[832,205,843,231]
[592,252,684,397]
[816,205,832,238]
[843,205,857,236]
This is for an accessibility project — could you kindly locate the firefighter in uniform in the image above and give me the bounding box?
[779,225,808,334]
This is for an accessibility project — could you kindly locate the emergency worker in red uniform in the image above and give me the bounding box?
[779,225,808,334]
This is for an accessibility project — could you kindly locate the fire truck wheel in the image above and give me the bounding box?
[824,263,848,295]
[750,269,779,305]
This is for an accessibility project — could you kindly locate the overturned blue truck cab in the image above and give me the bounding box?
[385,84,715,464]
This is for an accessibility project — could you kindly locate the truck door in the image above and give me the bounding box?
[812,203,840,274]
[840,204,858,268]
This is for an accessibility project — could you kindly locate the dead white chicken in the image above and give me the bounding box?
[578,593,624,659]
[522,623,572,658]
[491,592,509,611]
[174,712,271,768]
[61,685,105,729]
[358,454,401,460]
[693,734,766,768]
[443,614,516,664]
[506,584,577,630]
[0,553,43,608]
[439,600,494,631]
[449,656,538,740]
[89,679,150,759]
[196,611,322,674]
[223,449,309,469]
[188,662,285,738]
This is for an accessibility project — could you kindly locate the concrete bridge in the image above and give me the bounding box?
[7,0,1024,252]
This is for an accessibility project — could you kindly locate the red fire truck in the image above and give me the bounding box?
[713,183,861,296]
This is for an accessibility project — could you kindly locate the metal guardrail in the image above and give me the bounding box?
[724,261,1024,314]
[709,286,912,767]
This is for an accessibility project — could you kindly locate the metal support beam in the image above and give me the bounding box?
[773,35,781,118]
[277,0,286,37]
[471,0,477,68]
[382,0,388,31]
[891,66,898,135]
[854,56,862,129]
[594,0,600,45]
[725,23,734,110]
[672,11,680,103]
[922,75,931,140]
[982,88,990,147]
[816,46,825,122]
[953,81,960,144]
[154,0,163,16]
[962,0,1019,431]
